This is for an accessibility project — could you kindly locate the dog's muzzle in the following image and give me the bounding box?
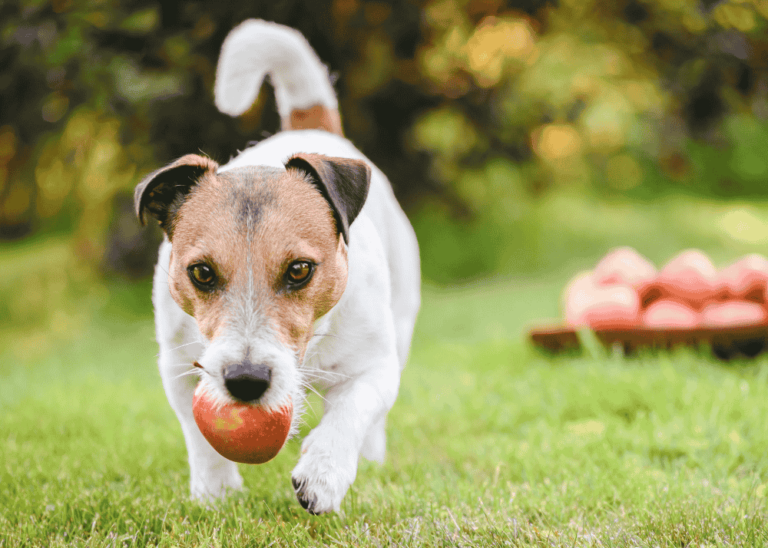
[223,360,271,402]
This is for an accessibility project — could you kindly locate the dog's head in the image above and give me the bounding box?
[135,153,370,419]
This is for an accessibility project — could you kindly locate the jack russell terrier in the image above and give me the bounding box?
[135,20,420,514]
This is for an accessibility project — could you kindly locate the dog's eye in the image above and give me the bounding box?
[188,263,217,289]
[285,261,314,287]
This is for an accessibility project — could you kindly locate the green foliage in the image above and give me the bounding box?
[4,0,768,285]
[406,0,768,279]
[414,188,768,282]
[416,0,768,197]
[0,0,432,245]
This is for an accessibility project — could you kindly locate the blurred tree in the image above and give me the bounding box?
[415,0,768,200]
[2,0,768,282]
[0,0,439,275]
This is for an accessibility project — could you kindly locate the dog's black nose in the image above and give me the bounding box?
[223,361,271,402]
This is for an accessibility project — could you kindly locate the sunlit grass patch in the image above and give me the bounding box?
[2,277,768,546]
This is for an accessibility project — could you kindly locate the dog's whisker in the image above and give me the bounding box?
[161,360,196,368]
[172,368,202,380]
[300,399,320,417]
[165,340,206,353]
[299,368,351,382]
[304,391,325,403]
[298,379,322,390]
[299,382,329,404]
[307,368,350,379]
[310,333,348,342]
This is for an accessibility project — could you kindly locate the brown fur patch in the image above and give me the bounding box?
[167,167,347,354]
[283,105,343,136]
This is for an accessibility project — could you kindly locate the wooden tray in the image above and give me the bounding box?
[529,323,768,359]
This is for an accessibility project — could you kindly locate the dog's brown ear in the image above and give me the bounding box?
[135,154,219,235]
[285,153,371,243]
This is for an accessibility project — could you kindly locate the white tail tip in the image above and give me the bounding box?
[214,19,338,118]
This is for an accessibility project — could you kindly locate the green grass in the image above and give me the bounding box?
[4,192,768,546]
[2,275,768,547]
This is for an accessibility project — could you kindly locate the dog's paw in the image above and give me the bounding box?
[291,438,357,514]
[190,464,243,502]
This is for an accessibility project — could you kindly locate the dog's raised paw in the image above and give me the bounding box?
[291,446,357,514]
[291,471,341,515]
[292,476,323,515]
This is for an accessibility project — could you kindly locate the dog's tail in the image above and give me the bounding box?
[214,19,342,135]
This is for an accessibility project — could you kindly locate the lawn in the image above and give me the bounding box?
[2,271,768,547]
[4,192,768,546]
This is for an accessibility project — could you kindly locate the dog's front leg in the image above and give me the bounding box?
[158,340,245,501]
[291,353,400,515]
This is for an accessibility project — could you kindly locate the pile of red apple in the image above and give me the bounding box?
[564,247,768,331]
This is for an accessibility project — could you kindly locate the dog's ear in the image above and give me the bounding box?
[285,153,371,243]
[135,154,219,235]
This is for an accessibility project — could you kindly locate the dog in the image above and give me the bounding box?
[134,20,420,515]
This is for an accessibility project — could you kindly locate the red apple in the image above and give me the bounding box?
[563,271,640,329]
[717,254,768,301]
[642,299,700,329]
[581,285,641,330]
[563,271,597,327]
[700,300,768,328]
[656,249,718,307]
[193,384,292,464]
[593,246,657,289]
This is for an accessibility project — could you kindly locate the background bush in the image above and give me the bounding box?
[3,0,768,285]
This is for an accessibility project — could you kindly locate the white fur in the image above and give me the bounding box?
[153,21,420,514]
[214,19,338,117]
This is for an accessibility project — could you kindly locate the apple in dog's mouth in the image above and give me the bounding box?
[192,383,292,464]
